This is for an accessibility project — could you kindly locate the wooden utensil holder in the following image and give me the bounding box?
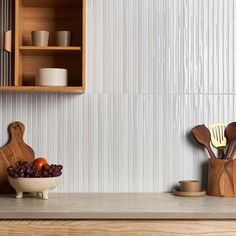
[208,158,236,197]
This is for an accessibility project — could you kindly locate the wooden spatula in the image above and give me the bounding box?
[0,122,35,193]
[225,122,236,158]
[192,124,217,159]
[210,123,227,158]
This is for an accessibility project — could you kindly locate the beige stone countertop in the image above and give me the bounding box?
[0,193,236,219]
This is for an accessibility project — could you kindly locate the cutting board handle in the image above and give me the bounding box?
[8,122,25,142]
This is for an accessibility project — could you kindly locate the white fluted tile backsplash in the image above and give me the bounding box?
[0,0,235,192]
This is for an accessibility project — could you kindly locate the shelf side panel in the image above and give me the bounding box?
[82,0,86,91]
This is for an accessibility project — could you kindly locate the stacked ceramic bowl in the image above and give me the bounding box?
[36,68,68,86]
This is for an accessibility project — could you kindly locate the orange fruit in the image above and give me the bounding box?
[33,157,48,171]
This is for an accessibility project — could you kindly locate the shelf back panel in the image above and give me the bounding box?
[22,54,82,86]
[20,7,83,47]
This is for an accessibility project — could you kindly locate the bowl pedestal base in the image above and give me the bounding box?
[16,190,49,200]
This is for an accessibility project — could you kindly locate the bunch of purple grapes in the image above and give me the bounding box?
[7,161,36,178]
[40,164,63,177]
[7,161,63,178]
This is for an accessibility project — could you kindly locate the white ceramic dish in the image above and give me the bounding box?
[8,176,61,200]
[36,68,68,86]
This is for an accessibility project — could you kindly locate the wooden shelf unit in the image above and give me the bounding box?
[0,0,86,93]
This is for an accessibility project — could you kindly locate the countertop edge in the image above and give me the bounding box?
[1,212,236,220]
[0,193,236,220]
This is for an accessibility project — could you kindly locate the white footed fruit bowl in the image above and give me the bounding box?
[8,176,61,200]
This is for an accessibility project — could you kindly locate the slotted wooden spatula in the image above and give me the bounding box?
[210,123,227,158]
[192,124,217,159]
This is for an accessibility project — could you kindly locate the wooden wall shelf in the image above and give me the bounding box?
[0,0,86,93]
[0,86,84,93]
[21,0,83,8]
[19,46,82,55]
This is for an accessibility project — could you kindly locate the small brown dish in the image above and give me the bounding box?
[173,189,206,197]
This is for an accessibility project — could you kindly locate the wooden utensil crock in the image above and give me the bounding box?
[207,158,236,197]
[0,122,35,193]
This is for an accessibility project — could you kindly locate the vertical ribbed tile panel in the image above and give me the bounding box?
[0,0,235,192]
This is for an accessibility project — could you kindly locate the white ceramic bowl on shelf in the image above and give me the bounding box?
[8,176,62,200]
[36,68,68,86]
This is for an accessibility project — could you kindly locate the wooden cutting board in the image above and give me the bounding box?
[0,122,35,193]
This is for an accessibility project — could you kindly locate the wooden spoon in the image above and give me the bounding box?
[225,122,236,158]
[192,125,217,159]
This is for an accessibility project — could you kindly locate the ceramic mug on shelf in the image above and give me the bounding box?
[55,31,72,46]
[31,31,49,46]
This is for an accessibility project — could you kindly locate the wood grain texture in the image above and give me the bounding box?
[21,0,83,8]
[0,220,236,236]
[0,86,84,93]
[0,122,35,193]
[19,46,82,55]
[207,158,236,197]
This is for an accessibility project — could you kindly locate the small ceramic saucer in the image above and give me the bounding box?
[173,189,206,197]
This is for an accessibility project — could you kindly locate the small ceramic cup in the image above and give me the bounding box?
[31,31,49,46]
[55,31,72,46]
[179,180,201,192]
